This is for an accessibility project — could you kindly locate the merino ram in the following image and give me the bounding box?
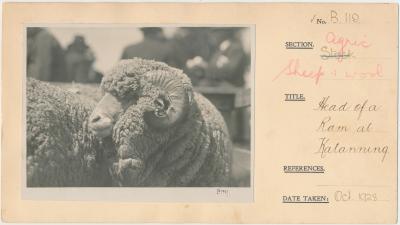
[88,58,232,187]
[26,58,232,187]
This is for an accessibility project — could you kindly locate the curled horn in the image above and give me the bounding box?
[143,70,193,129]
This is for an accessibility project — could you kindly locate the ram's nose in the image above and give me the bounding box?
[88,112,114,138]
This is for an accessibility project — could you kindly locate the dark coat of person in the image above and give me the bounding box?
[168,28,249,87]
[121,28,174,66]
[27,28,67,81]
[65,35,100,83]
[169,28,213,69]
[166,28,214,85]
[205,29,249,87]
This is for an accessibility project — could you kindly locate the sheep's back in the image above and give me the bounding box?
[26,78,109,187]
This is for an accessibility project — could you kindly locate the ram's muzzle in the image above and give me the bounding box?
[88,93,122,138]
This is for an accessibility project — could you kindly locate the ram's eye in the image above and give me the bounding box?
[153,97,170,118]
[155,109,167,118]
[155,98,165,109]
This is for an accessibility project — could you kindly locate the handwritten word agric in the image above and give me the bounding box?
[325,32,371,62]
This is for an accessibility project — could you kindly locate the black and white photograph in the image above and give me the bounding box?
[25,26,253,192]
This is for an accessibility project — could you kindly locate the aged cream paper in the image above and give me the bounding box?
[2,2,398,223]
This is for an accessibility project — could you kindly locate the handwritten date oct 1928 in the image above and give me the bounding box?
[334,190,384,202]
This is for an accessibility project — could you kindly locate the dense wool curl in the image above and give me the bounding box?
[26,78,112,187]
[27,58,232,187]
[97,58,232,187]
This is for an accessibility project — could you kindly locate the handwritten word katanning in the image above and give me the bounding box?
[316,137,388,162]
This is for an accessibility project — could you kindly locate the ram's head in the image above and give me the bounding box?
[88,58,193,185]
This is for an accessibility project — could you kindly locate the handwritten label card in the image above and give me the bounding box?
[263,3,397,223]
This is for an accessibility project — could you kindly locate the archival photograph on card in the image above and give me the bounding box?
[24,26,254,200]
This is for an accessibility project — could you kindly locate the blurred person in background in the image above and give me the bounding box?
[65,35,102,83]
[205,28,250,143]
[171,28,250,142]
[121,27,174,65]
[169,27,249,87]
[205,28,250,87]
[169,27,213,85]
[27,27,67,81]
